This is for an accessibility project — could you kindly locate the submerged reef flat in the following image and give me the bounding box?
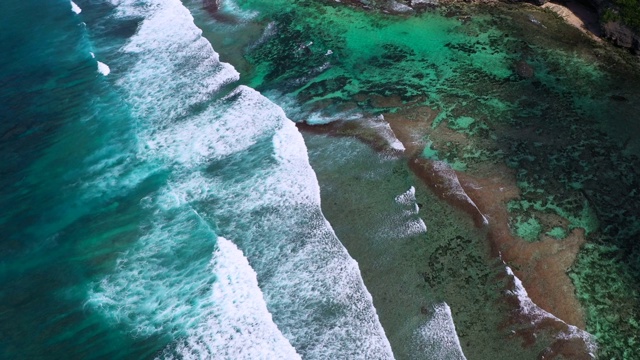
[198,0,640,358]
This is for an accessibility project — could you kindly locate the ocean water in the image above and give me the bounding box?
[3,0,640,359]
[1,0,394,358]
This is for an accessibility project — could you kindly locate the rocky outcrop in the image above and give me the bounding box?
[202,0,220,13]
[531,0,549,6]
[388,0,416,13]
[601,20,640,53]
[515,60,535,78]
[410,0,439,9]
[554,0,640,53]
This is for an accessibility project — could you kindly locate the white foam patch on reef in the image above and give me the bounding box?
[412,303,467,360]
[365,115,406,153]
[395,186,418,210]
[504,266,597,356]
[248,21,278,51]
[433,161,489,225]
[87,0,394,358]
[97,61,110,76]
[70,1,81,14]
[264,90,364,125]
[394,186,427,236]
[220,0,259,21]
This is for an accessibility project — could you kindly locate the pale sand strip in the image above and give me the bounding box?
[542,1,602,42]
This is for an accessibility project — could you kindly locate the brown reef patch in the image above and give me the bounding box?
[296,93,594,358]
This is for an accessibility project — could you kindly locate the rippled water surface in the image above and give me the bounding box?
[2,0,640,359]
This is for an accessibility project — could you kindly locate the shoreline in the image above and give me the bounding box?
[541,1,602,42]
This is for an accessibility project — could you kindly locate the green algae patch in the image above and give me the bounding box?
[507,196,599,243]
[570,242,640,360]
[513,216,543,242]
[448,116,475,130]
[447,116,490,137]
[545,226,567,239]
[236,1,520,125]
[420,140,467,171]
[421,140,440,161]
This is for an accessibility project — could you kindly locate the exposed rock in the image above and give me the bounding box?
[610,94,629,101]
[542,1,603,41]
[411,0,439,8]
[522,0,640,53]
[388,0,415,13]
[515,60,535,78]
[202,0,221,13]
[531,0,549,5]
[602,21,640,53]
[527,14,547,28]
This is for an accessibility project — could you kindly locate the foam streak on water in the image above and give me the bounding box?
[169,237,301,360]
[97,61,110,75]
[413,303,466,360]
[504,266,597,356]
[71,1,82,14]
[394,186,428,237]
[84,0,393,358]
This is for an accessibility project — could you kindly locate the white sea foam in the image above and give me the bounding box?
[392,186,428,237]
[97,61,110,76]
[365,115,406,153]
[504,266,597,356]
[162,237,301,360]
[432,161,489,225]
[144,86,284,167]
[263,90,364,125]
[395,186,417,208]
[412,303,467,360]
[219,0,259,21]
[86,210,219,337]
[87,0,394,358]
[248,21,278,51]
[146,88,394,358]
[70,1,81,14]
[86,211,298,358]
[111,0,240,124]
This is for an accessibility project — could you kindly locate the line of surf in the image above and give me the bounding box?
[81,0,394,358]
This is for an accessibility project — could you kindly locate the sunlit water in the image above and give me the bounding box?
[2,0,640,359]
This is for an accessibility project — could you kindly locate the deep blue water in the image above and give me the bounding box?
[0,0,162,358]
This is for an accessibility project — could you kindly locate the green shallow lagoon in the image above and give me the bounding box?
[200,1,640,358]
